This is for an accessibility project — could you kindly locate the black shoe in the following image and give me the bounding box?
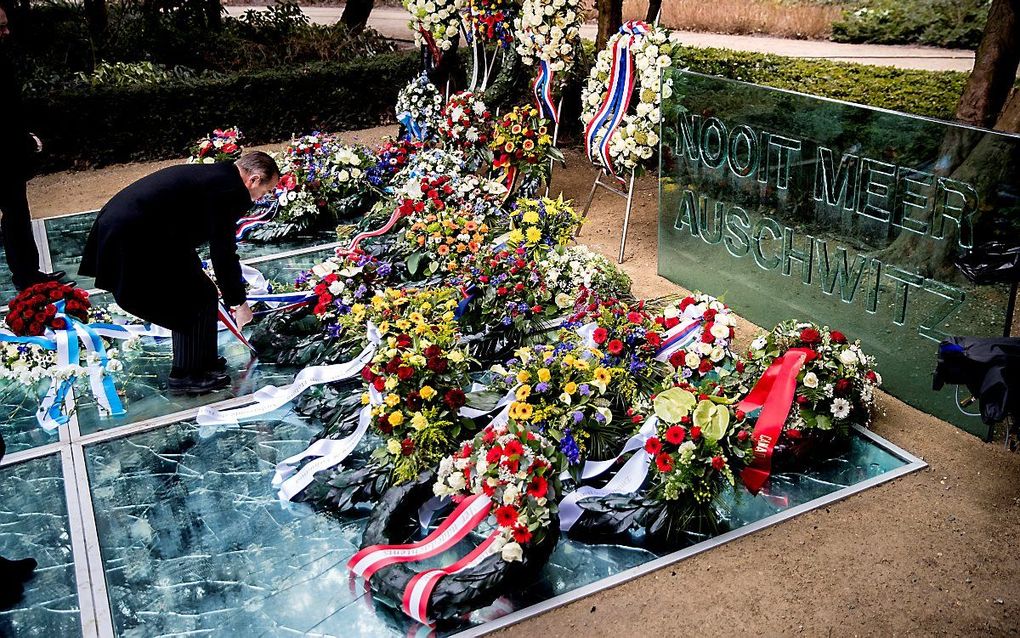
[211,356,228,372]
[168,371,231,396]
[0,580,24,611]
[0,557,36,581]
[44,271,75,287]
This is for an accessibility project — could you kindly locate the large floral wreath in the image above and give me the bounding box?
[514,0,584,75]
[403,0,464,53]
[581,23,675,175]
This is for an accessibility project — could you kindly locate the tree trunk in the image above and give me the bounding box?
[341,0,375,34]
[83,0,108,40]
[994,88,1020,133]
[646,0,663,23]
[204,0,223,31]
[954,0,1020,128]
[596,0,623,51]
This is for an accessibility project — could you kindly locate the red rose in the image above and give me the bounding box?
[830,330,847,344]
[796,395,809,405]
[427,357,448,374]
[835,379,852,395]
[401,438,415,456]
[698,359,713,374]
[385,356,402,374]
[665,426,685,445]
[592,327,608,345]
[703,308,718,320]
[395,334,413,349]
[644,437,662,455]
[444,388,466,410]
[646,332,662,347]
[866,370,878,384]
[655,453,674,473]
[735,409,746,421]
[526,475,548,498]
[360,366,375,382]
[690,426,702,440]
[800,327,821,344]
[372,377,386,392]
[679,297,694,311]
[803,349,818,363]
[701,329,715,344]
[711,456,726,471]
[405,392,422,411]
[736,360,745,373]
[397,366,415,381]
[424,345,442,358]
[786,428,802,440]
[737,430,749,442]
[607,339,624,356]
[626,311,643,324]
[668,351,684,369]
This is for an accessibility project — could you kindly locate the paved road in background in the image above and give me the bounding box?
[225,5,976,72]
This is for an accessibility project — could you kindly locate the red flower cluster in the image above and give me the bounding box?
[6,282,90,336]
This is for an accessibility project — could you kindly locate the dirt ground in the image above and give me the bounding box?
[25,140,1020,637]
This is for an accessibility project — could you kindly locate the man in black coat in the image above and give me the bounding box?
[0,7,71,290]
[80,152,279,394]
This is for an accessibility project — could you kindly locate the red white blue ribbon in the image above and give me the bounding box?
[217,302,256,354]
[654,317,704,361]
[235,201,279,241]
[533,60,559,124]
[583,21,650,181]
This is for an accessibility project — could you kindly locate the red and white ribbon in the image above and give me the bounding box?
[402,530,501,624]
[347,493,493,582]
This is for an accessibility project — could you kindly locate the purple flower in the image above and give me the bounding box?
[535,382,549,393]
[578,384,591,396]
[559,428,581,465]
[572,411,583,424]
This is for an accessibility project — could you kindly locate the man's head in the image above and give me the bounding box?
[0,8,11,42]
[235,152,280,202]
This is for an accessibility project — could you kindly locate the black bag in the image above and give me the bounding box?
[955,242,1020,285]
[933,336,1020,426]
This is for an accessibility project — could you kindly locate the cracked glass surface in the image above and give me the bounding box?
[0,454,80,638]
[44,210,336,293]
[0,390,62,454]
[84,404,907,637]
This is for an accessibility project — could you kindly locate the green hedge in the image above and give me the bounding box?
[26,50,421,172]
[672,46,970,121]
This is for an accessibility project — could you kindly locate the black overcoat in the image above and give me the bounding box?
[79,162,250,331]
[0,51,37,183]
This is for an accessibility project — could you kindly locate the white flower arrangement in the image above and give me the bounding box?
[403,0,464,52]
[395,74,445,140]
[540,245,632,308]
[581,24,676,174]
[514,0,584,76]
[438,91,495,171]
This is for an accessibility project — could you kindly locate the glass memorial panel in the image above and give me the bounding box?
[0,455,81,638]
[658,70,1020,438]
[75,247,337,435]
[85,406,909,637]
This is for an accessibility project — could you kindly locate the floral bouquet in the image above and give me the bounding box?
[492,335,625,471]
[434,419,562,561]
[541,246,632,314]
[6,281,90,336]
[581,25,675,175]
[658,294,742,388]
[473,245,554,333]
[400,200,491,279]
[505,196,581,251]
[186,127,243,164]
[403,0,464,54]
[566,299,670,405]
[463,0,519,48]
[395,74,445,141]
[359,289,476,484]
[515,0,584,75]
[365,138,423,190]
[439,91,495,172]
[490,105,562,191]
[742,320,882,461]
[261,135,376,240]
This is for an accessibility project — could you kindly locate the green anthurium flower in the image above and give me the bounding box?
[693,399,730,442]
[653,387,697,424]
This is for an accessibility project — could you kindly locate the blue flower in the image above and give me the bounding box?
[579,384,591,396]
[559,429,581,465]
[535,382,549,393]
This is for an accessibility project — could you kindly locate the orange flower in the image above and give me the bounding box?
[456,243,467,253]
[416,235,426,246]
[464,221,478,232]
[437,244,450,255]
[468,241,480,252]
[479,224,490,233]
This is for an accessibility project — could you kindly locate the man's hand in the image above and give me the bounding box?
[30,134,42,153]
[232,302,253,329]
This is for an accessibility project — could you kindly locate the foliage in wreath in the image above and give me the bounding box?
[434,419,562,561]
[403,0,464,52]
[581,24,675,174]
[395,74,445,141]
[515,0,583,75]
[358,288,476,484]
[491,334,624,469]
[438,91,495,172]
[253,134,376,241]
[490,105,561,188]
[473,245,555,332]
[463,0,520,48]
[186,127,243,164]
[744,321,882,438]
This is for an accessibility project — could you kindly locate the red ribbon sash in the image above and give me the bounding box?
[737,347,811,494]
[402,531,501,624]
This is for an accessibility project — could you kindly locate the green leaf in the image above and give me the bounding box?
[407,252,424,277]
[815,414,833,431]
[653,387,697,424]
[693,400,729,442]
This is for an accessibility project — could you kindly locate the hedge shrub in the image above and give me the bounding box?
[26,51,421,172]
